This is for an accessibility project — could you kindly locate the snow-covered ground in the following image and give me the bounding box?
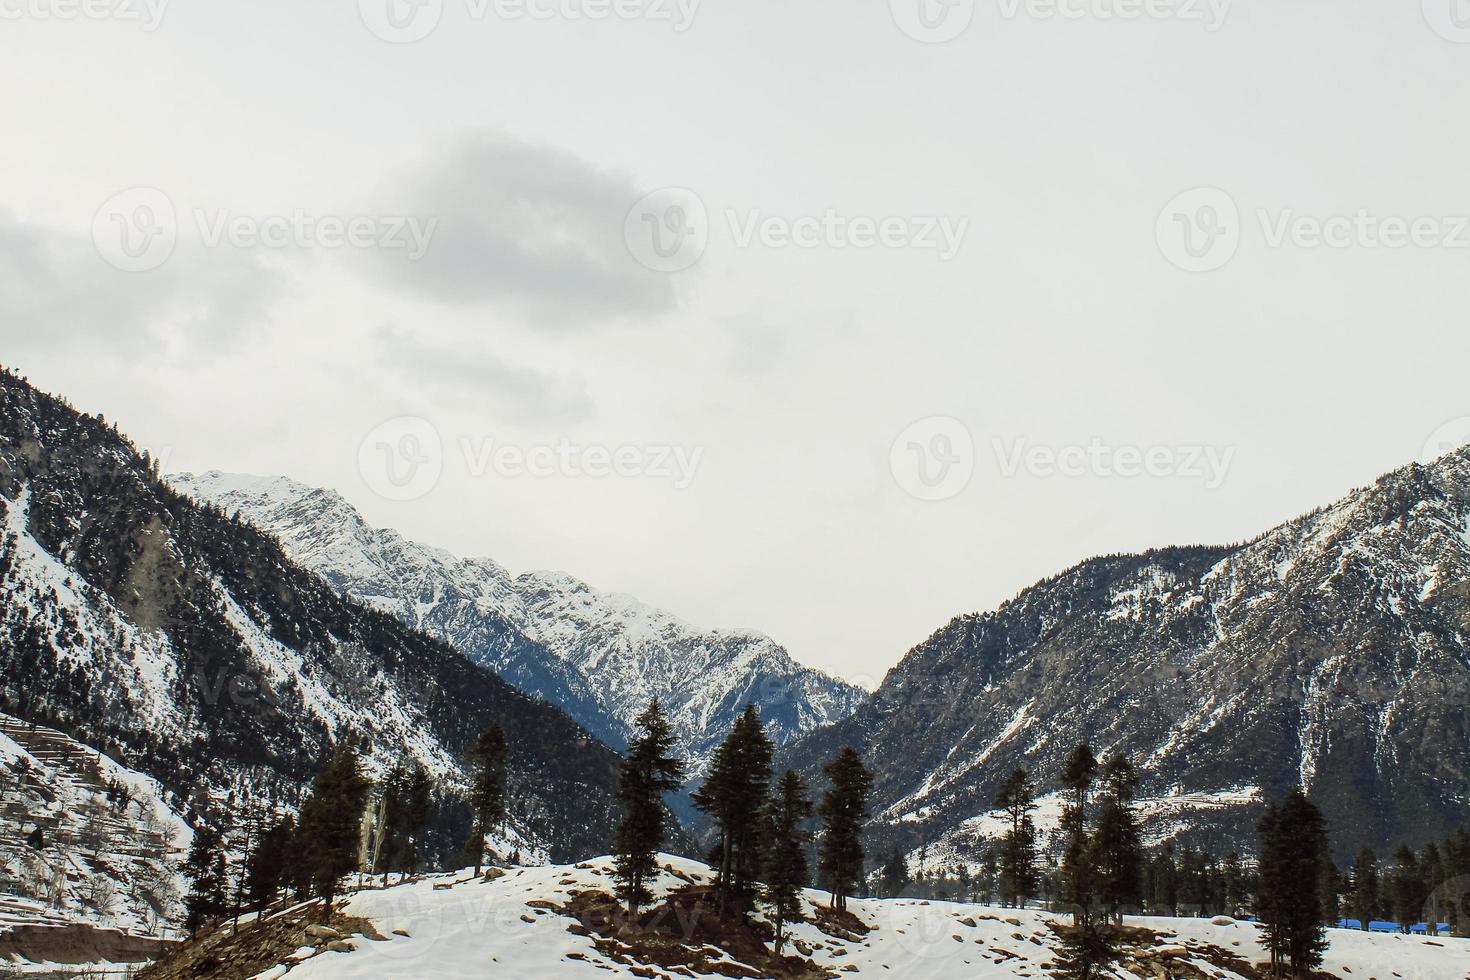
[899,787,1264,878]
[247,854,1470,980]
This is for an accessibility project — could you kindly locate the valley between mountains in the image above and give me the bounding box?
[2,366,1469,978]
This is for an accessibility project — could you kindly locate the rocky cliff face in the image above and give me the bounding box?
[171,472,865,774]
[783,449,1470,858]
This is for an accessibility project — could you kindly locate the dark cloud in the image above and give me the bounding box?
[0,209,284,356]
[360,131,675,328]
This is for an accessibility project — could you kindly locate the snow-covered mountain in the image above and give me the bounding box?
[144,853,1470,980]
[783,447,1470,859]
[0,368,625,877]
[169,472,865,773]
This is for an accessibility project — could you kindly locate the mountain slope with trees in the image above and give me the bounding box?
[782,448,1470,859]
[0,367,623,864]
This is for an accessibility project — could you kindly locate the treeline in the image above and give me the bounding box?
[1340,830,1470,930]
[876,744,1470,980]
[180,725,509,933]
[612,701,874,955]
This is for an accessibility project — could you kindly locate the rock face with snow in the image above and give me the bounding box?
[783,449,1470,858]
[170,472,865,773]
[0,369,623,866]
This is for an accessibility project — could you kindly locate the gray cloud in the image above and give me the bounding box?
[0,209,284,356]
[376,324,593,425]
[361,132,675,328]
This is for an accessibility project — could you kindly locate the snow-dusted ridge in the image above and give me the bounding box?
[170,471,866,773]
[783,446,1470,857]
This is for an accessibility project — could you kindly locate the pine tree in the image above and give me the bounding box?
[878,848,911,899]
[1059,743,1098,924]
[761,770,813,955]
[692,704,775,916]
[614,700,685,916]
[1257,787,1329,979]
[995,768,1038,908]
[247,815,295,915]
[465,724,508,877]
[297,742,372,917]
[817,747,873,912]
[183,823,228,934]
[376,760,434,884]
[980,848,998,905]
[1151,846,1179,915]
[1092,752,1142,923]
[1221,852,1245,916]
[1390,845,1427,929]
[1053,918,1117,980]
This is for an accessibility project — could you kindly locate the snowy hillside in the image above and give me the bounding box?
[0,712,186,972]
[171,471,865,772]
[0,369,626,880]
[146,855,1470,980]
[783,447,1470,857]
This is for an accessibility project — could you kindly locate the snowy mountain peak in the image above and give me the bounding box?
[170,472,865,773]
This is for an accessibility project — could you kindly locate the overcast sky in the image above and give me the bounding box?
[4,0,1469,687]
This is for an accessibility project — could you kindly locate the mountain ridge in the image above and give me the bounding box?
[782,448,1470,860]
[0,368,627,865]
[170,470,866,774]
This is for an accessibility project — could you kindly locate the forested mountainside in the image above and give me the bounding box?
[783,449,1470,860]
[171,472,865,774]
[0,367,624,862]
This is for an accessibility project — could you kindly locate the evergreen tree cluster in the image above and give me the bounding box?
[1347,827,1470,933]
[180,728,512,933]
[612,699,873,954]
